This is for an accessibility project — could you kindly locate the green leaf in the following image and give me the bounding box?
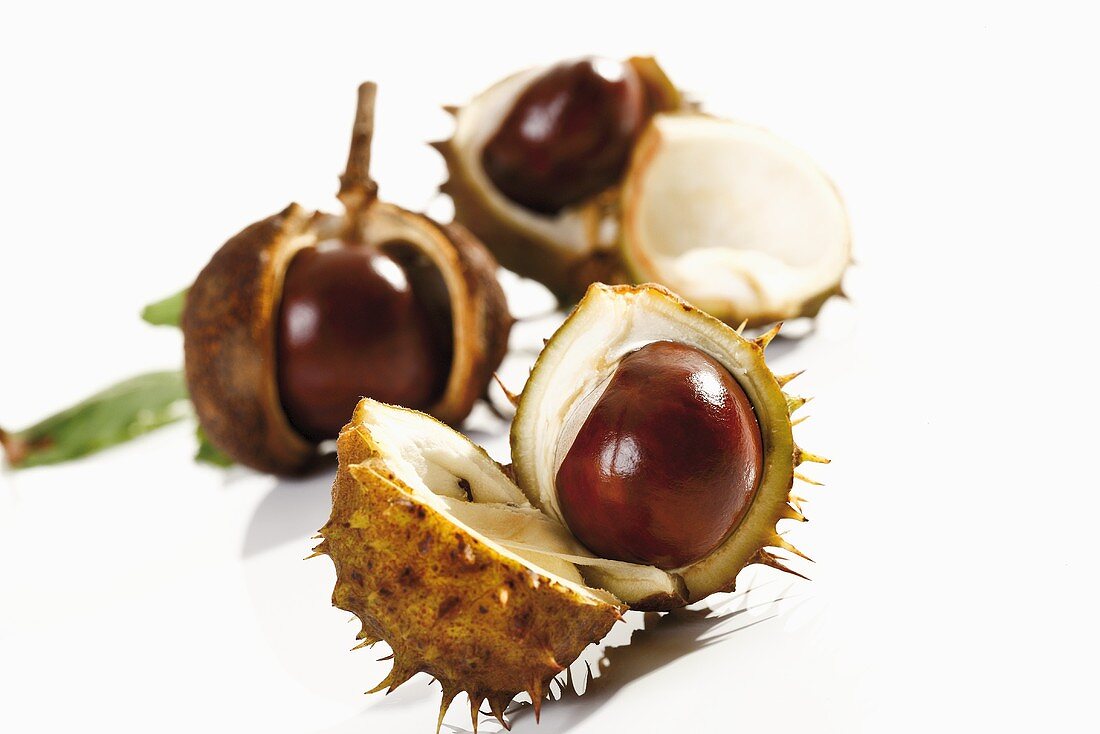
[1,371,191,469]
[141,288,189,328]
[194,426,234,468]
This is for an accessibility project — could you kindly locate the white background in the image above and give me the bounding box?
[2,2,1098,732]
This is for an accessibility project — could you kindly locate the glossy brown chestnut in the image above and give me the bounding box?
[276,239,451,442]
[555,341,763,570]
[481,57,645,215]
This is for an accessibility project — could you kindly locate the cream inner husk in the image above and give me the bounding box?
[450,66,618,255]
[353,400,676,605]
[622,114,850,319]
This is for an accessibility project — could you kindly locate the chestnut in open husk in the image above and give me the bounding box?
[316,283,828,730]
[480,57,647,214]
[184,84,510,475]
[555,340,764,570]
[436,56,851,327]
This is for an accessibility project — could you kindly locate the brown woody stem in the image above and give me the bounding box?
[0,427,30,467]
[338,82,379,240]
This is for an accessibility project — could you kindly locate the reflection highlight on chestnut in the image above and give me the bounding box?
[481,57,646,214]
[276,240,451,442]
[555,341,763,570]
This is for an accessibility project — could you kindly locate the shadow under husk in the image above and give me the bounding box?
[441,579,797,734]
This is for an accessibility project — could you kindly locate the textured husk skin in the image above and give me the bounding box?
[183,203,319,475]
[183,203,511,476]
[427,217,512,425]
[437,56,683,303]
[317,402,622,725]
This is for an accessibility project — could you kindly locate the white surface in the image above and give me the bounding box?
[1,2,1098,732]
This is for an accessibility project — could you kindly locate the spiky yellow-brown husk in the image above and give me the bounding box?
[316,404,623,732]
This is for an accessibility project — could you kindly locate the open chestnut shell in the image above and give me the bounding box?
[183,84,511,476]
[436,56,851,328]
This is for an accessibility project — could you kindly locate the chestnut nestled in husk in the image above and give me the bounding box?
[481,57,646,214]
[317,283,828,730]
[555,340,763,570]
[276,242,451,442]
[183,84,510,475]
[437,56,851,327]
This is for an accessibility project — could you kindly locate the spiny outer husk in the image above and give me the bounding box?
[678,311,823,600]
[316,403,623,731]
[435,56,685,302]
[510,283,824,610]
[182,200,510,476]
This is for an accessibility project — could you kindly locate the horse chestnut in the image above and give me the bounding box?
[276,241,451,442]
[481,57,645,214]
[183,83,510,475]
[555,340,763,569]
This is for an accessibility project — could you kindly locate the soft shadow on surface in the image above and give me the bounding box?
[242,471,335,558]
[438,582,795,734]
[462,427,509,446]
